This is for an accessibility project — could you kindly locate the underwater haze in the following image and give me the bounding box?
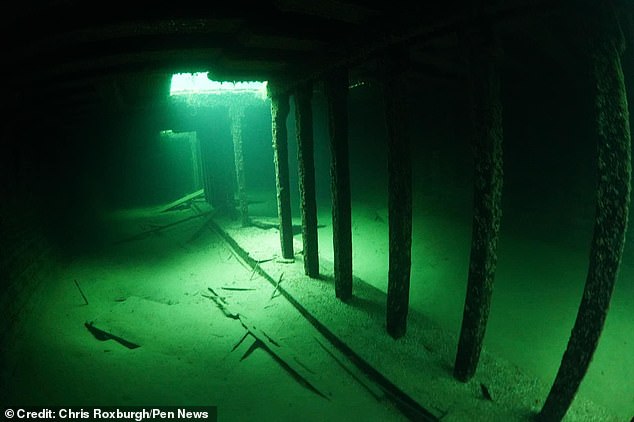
[5,45,633,421]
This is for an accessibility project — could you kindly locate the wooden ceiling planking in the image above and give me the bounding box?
[5,0,582,120]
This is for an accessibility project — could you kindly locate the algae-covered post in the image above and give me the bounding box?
[294,82,320,278]
[199,132,216,207]
[454,31,504,382]
[539,3,631,421]
[324,69,353,301]
[270,85,294,260]
[380,51,413,339]
[230,104,249,227]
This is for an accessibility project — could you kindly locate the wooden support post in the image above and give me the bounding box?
[538,6,631,421]
[324,69,352,301]
[230,104,249,227]
[294,82,320,277]
[189,132,203,191]
[454,34,504,382]
[380,52,413,339]
[270,90,294,260]
[198,131,215,206]
[200,122,234,211]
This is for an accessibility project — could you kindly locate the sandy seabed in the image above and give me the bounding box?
[3,190,631,421]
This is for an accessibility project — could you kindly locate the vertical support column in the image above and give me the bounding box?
[190,132,203,191]
[270,89,294,260]
[203,114,235,213]
[380,52,413,339]
[198,131,215,205]
[230,104,249,227]
[454,34,504,382]
[324,69,352,301]
[295,82,320,277]
[538,5,631,421]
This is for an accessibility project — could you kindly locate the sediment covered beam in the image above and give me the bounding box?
[230,104,249,227]
[270,89,294,260]
[538,5,631,421]
[380,52,413,339]
[198,132,215,206]
[294,82,320,277]
[324,69,352,300]
[454,34,504,382]
[190,133,203,191]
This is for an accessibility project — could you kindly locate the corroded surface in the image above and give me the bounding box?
[324,70,352,300]
[454,35,504,382]
[539,4,631,421]
[295,82,320,277]
[271,91,294,259]
[381,52,413,339]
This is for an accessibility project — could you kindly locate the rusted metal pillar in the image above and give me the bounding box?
[270,89,294,260]
[295,82,320,277]
[324,69,352,300]
[380,52,413,339]
[230,104,249,227]
[454,33,504,382]
[538,5,631,421]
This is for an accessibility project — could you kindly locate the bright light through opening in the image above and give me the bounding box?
[170,72,267,99]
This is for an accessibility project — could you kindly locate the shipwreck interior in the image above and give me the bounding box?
[1,1,633,421]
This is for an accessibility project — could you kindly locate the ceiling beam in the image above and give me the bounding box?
[271,0,381,25]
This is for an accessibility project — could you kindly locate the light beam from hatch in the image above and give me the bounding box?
[169,72,267,99]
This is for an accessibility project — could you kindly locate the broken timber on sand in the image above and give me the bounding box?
[203,287,331,400]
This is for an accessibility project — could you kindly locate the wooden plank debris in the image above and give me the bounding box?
[480,383,493,401]
[74,279,89,305]
[250,218,324,234]
[209,219,440,421]
[187,213,216,244]
[270,273,284,300]
[84,322,140,349]
[204,286,330,399]
[220,286,257,291]
[249,261,260,280]
[240,338,261,361]
[203,288,239,319]
[115,210,212,244]
[315,337,384,401]
[231,332,250,352]
[160,189,205,213]
[239,314,330,400]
